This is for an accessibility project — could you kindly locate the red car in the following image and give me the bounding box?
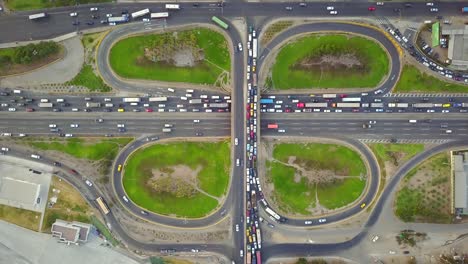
[296,102,305,108]
[145,108,153,112]
[339,94,348,98]
[368,6,376,11]
[217,109,224,112]
[285,108,292,113]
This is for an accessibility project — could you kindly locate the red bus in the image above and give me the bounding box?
[267,123,278,129]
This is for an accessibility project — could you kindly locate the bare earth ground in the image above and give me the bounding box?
[0,37,84,89]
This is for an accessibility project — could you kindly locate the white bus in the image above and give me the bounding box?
[322,94,337,99]
[29,13,47,20]
[252,38,258,59]
[122,97,141,103]
[131,8,150,19]
[165,4,180,10]
[265,207,281,221]
[149,96,168,102]
[151,12,169,19]
[342,97,361,102]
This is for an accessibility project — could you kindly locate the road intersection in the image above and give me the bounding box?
[1,1,468,263]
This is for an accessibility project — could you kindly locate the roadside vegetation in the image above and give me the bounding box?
[67,32,111,92]
[266,143,367,215]
[395,152,452,223]
[90,216,119,246]
[25,137,132,179]
[271,34,389,89]
[5,0,111,11]
[0,41,62,76]
[394,64,468,93]
[42,176,94,232]
[261,21,293,46]
[109,28,231,86]
[0,204,41,231]
[123,141,230,218]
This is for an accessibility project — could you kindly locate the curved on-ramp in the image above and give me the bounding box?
[257,21,401,95]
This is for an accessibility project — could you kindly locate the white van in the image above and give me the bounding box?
[409,120,417,123]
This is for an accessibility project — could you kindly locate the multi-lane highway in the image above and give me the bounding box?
[1,1,468,263]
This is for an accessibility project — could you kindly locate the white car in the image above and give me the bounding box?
[235,138,238,145]
[238,43,243,52]
[427,109,435,113]
[109,22,116,26]
[372,235,379,242]
[70,124,79,128]
[426,2,434,6]
[389,250,396,254]
[65,134,73,137]
[235,224,239,232]
[191,249,199,253]
[70,12,78,17]
[90,7,98,11]
[330,10,338,15]
[430,8,438,12]
[376,2,384,6]
[122,196,129,202]
[240,250,244,257]
[85,180,93,187]
[318,218,327,223]
[304,221,312,225]
[106,13,113,17]
[8,108,16,112]
[442,110,450,113]
[49,124,57,128]
[142,18,150,22]
[117,124,125,128]
[326,6,334,10]
[193,119,200,123]
[369,121,377,124]
[278,129,286,133]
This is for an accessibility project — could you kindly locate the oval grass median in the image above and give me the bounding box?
[109,28,231,86]
[122,141,230,218]
[264,142,367,216]
[270,34,389,89]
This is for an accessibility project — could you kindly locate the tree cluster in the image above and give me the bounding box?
[4,41,60,65]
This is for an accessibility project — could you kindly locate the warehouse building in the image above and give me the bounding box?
[442,25,468,70]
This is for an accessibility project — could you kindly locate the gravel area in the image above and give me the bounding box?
[0,37,84,89]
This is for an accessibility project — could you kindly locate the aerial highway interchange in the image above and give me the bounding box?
[0,1,468,264]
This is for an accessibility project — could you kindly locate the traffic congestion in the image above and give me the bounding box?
[0,89,231,114]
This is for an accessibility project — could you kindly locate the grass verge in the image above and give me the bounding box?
[0,204,41,231]
[261,21,293,46]
[271,34,389,89]
[395,152,452,223]
[317,178,366,209]
[109,28,230,86]
[90,215,119,246]
[123,141,230,218]
[66,32,111,92]
[394,64,468,93]
[42,176,93,232]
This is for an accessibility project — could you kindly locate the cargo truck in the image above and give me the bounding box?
[334,103,360,108]
[412,103,434,108]
[305,102,328,108]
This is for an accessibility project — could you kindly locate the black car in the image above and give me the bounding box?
[192,3,199,7]
[0,92,9,96]
[53,162,61,167]
[195,132,203,136]
[83,108,91,112]
[103,108,111,112]
[53,108,62,112]
[118,128,126,133]
[91,14,99,19]
[72,21,80,26]
[87,21,95,25]
[121,10,128,14]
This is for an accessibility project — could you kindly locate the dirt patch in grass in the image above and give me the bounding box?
[42,176,95,232]
[395,152,452,223]
[292,53,366,72]
[261,20,294,46]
